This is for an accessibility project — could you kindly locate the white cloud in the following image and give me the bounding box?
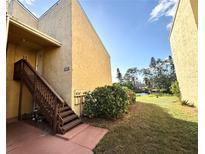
[166,22,172,30]
[19,0,36,5]
[149,0,179,30]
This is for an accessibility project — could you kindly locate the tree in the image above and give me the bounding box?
[149,57,157,68]
[142,68,153,89]
[124,67,139,88]
[142,56,177,93]
[170,81,180,97]
[124,68,138,80]
[116,68,123,84]
[168,56,177,81]
[121,67,144,91]
[118,56,177,94]
[156,58,162,65]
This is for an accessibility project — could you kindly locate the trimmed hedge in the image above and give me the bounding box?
[83,85,129,119]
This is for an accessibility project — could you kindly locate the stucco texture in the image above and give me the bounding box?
[7,0,112,118]
[71,0,112,114]
[6,0,45,119]
[6,43,37,119]
[38,0,72,106]
[170,0,198,105]
[11,0,37,28]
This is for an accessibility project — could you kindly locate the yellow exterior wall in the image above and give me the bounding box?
[71,0,112,114]
[6,43,37,119]
[7,0,112,117]
[170,0,198,105]
[38,0,72,105]
[10,0,38,28]
[36,50,44,75]
[6,0,44,119]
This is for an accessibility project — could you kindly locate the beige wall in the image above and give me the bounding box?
[7,0,112,117]
[36,50,44,74]
[6,43,37,119]
[38,0,72,105]
[7,0,45,119]
[10,0,38,28]
[170,0,198,105]
[71,0,112,114]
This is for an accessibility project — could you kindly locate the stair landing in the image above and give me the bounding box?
[56,123,108,150]
[7,121,108,154]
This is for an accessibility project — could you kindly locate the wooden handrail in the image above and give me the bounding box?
[17,59,65,104]
[14,59,82,134]
[13,59,80,134]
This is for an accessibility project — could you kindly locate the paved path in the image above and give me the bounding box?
[7,121,108,154]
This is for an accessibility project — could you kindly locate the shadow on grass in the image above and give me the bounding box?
[84,102,198,154]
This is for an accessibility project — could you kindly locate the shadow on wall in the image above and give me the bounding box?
[93,102,198,154]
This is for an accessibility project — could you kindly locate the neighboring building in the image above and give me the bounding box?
[6,0,112,133]
[170,0,198,106]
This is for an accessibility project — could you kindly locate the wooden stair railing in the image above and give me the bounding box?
[14,59,81,134]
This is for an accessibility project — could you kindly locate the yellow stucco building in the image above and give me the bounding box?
[170,0,198,106]
[6,0,112,133]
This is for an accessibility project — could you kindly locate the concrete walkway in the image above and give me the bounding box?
[7,121,108,154]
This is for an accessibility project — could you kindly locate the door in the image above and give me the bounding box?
[6,43,37,120]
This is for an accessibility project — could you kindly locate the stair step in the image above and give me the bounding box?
[60,106,70,112]
[61,119,82,134]
[14,59,82,135]
[59,110,73,118]
[62,114,78,124]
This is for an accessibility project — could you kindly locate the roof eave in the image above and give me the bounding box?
[8,16,62,47]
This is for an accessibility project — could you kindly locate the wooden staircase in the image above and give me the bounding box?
[58,104,81,134]
[13,59,82,134]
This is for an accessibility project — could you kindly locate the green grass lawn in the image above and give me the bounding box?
[83,95,198,154]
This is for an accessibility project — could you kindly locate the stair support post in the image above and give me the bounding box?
[53,100,59,134]
[32,75,37,111]
[18,61,23,120]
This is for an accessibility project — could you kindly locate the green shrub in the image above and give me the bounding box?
[122,86,136,104]
[170,81,180,97]
[83,85,128,119]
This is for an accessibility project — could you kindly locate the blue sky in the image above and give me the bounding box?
[18,0,178,82]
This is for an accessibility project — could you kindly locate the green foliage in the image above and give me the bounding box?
[124,67,139,82]
[149,57,157,68]
[122,81,134,91]
[116,56,177,94]
[92,96,197,154]
[170,81,180,97]
[116,68,123,84]
[113,84,137,104]
[83,85,129,119]
[168,56,177,81]
[122,86,136,105]
[142,56,177,93]
[123,67,140,91]
[116,67,143,92]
